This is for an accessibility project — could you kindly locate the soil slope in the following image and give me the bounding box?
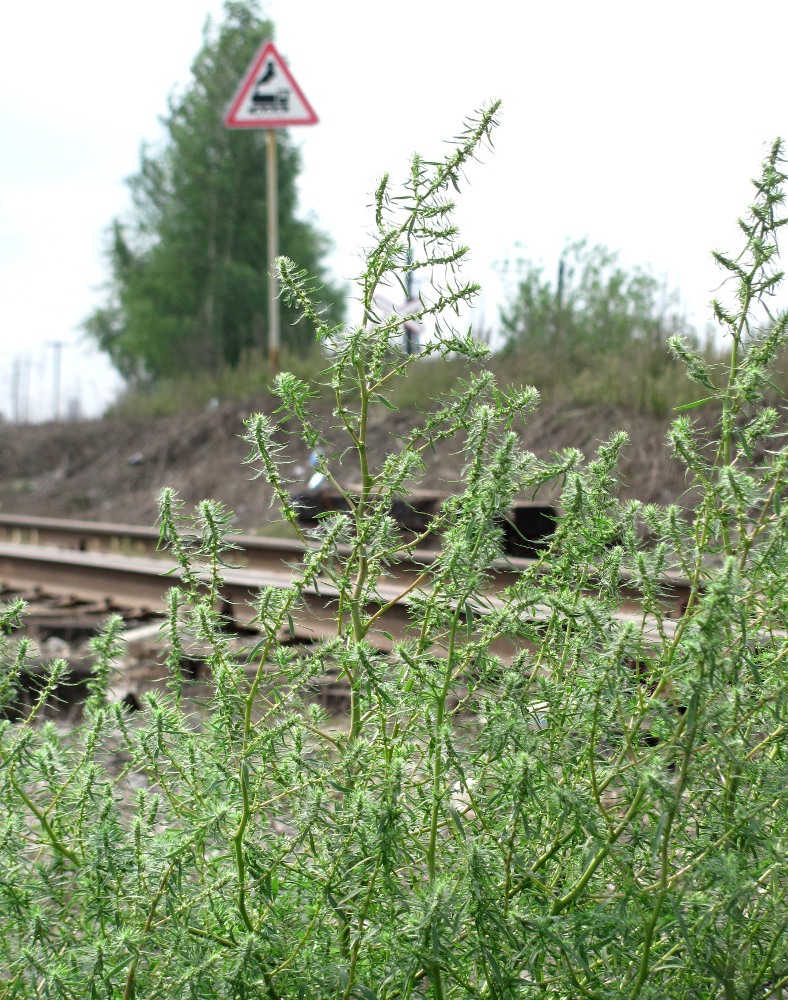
[0,398,689,534]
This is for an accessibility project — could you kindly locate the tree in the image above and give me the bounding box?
[85,1,343,382]
[499,239,688,364]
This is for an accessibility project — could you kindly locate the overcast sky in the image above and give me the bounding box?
[1,0,786,421]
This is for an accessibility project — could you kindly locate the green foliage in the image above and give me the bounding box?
[2,115,787,998]
[85,0,343,383]
[499,239,691,384]
[105,343,328,418]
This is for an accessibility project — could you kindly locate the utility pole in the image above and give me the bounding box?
[47,340,65,421]
[12,356,31,423]
[403,248,419,355]
[11,358,20,423]
[555,256,566,357]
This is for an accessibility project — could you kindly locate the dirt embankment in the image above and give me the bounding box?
[0,398,690,534]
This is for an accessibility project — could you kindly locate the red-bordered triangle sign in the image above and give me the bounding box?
[224,41,317,129]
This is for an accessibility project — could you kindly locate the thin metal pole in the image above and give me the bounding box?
[48,340,63,421]
[11,358,20,423]
[404,248,415,355]
[266,129,280,372]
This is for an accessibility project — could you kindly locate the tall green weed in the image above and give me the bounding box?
[1,110,786,998]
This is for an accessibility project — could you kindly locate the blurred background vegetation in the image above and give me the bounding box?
[89,0,785,423]
[84,1,344,385]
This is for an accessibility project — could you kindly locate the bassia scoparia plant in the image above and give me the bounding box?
[1,108,786,998]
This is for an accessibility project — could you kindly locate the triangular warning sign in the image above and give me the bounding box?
[224,41,318,129]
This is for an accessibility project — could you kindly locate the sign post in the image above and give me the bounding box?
[265,129,279,369]
[224,41,318,372]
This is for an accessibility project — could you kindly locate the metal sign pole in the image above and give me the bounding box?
[224,40,317,374]
[266,128,280,373]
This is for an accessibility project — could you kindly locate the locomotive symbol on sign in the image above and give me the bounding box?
[252,88,290,113]
[224,41,318,129]
[249,60,289,113]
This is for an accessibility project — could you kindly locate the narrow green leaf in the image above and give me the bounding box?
[448,805,467,840]
[371,393,398,410]
[739,431,754,462]
[674,397,715,411]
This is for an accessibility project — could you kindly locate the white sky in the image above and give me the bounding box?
[1,0,787,421]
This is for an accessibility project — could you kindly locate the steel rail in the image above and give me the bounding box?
[0,513,692,618]
[0,539,677,666]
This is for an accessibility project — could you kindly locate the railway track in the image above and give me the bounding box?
[1,513,686,716]
[0,512,692,618]
[0,512,687,664]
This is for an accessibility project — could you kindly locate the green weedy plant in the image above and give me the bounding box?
[1,109,786,998]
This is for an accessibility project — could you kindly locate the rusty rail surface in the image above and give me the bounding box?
[0,513,691,662]
[0,513,692,618]
[0,544,672,727]
[0,539,533,658]
[0,541,681,669]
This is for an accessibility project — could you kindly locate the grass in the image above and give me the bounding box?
[103,326,787,424]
